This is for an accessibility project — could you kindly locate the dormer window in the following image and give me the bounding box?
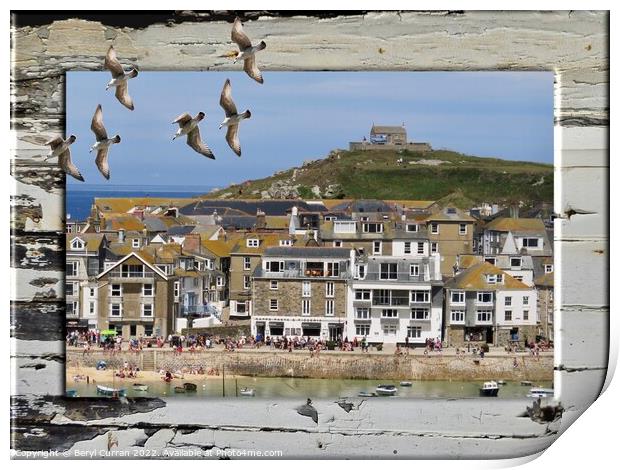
[247,239,259,248]
[70,238,85,250]
[362,222,383,233]
[544,264,553,273]
[430,223,439,234]
[132,238,140,248]
[510,257,522,268]
[406,224,418,232]
[279,239,292,247]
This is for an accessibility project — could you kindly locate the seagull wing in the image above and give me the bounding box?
[90,105,108,141]
[243,55,263,84]
[231,18,252,49]
[115,81,134,111]
[95,148,110,180]
[104,46,125,78]
[59,148,85,182]
[219,79,238,117]
[172,113,193,127]
[225,123,241,157]
[46,137,65,150]
[186,127,215,160]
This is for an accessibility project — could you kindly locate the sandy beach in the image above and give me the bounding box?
[66,365,243,388]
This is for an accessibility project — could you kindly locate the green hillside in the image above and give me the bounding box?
[207,148,553,208]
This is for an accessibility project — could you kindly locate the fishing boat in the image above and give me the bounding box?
[96,385,127,397]
[527,387,554,398]
[520,380,533,386]
[358,391,377,397]
[239,387,256,397]
[183,382,198,392]
[132,383,148,392]
[174,386,186,393]
[497,380,507,385]
[66,389,78,397]
[479,381,499,397]
[399,381,413,387]
[375,385,398,396]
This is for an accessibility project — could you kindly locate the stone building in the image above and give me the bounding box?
[533,257,554,341]
[349,124,432,152]
[251,246,351,340]
[423,207,476,277]
[481,217,552,258]
[96,252,174,338]
[443,262,538,347]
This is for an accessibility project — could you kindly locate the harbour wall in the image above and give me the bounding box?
[67,350,553,381]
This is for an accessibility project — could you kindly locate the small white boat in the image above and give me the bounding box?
[497,380,507,385]
[132,383,148,392]
[479,381,499,397]
[240,387,255,397]
[96,385,126,397]
[399,381,413,387]
[520,380,533,386]
[376,385,398,396]
[358,391,377,397]
[527,387,554,398]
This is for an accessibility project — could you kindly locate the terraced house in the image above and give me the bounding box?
[423,207,476,277]
[65,234,108,330]
[251,247,351,340]
[346,245,444,345]
[481,217,552,258]
[443,262,538,347]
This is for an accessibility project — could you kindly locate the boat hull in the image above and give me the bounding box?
[96,385,126,397]
[479,388,499,397]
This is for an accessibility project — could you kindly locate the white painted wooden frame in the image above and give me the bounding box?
[10,11,609,459]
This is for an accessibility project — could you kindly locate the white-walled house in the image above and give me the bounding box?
[443,262,538,347]
[482,218,552,257]
[346,251,444,345]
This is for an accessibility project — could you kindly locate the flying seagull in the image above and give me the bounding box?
[104,45,138,110]
[172,112,215,160]
[45,135,84,182]
[90,104,121,180]
[219,79,251,157]
[231,17,266,84]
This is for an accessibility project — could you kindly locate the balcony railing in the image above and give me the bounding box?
[179,304,221,320]
[254,267,350,280]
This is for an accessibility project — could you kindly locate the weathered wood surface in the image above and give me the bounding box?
[10,10,609,459]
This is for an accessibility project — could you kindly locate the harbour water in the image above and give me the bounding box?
[68,377,553,399]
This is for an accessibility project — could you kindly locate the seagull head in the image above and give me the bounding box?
[197,112,206,121]
[68,135,77,144]
[113,135,121,143]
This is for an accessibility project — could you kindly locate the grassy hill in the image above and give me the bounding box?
[206,148,553,208]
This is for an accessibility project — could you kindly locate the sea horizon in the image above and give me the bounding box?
[66,184,216,221]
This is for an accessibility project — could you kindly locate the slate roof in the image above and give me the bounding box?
[264,246,351,258]
[179,200,328,217]
[66,233,107,252]
[371,125,406,134]
[485,218,546,233]
[445,262,531,291]
[166,225,196,236]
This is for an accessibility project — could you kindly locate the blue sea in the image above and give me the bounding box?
[66,184,215,221]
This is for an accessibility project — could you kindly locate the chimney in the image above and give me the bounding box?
[510,204,519,219]
[118,229,125,243]
[349,249,356,277]
[183,233,201,253]
[256,209,266,229]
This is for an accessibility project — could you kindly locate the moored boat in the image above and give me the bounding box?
[66,389,78,397]
[479,381,499,397]
[132,383,148,392]
[183,382,198,392]
[239,387,255,397]
[375,385,398,396]
[497,380,507,385]
[174,386,186,393]
[520,380,533,386]
[527,387,554,398]
[399,381,413,387]
[358,391,377,397]
[96,385,127,397]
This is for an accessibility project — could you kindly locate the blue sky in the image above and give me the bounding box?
[66,71,553,189]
